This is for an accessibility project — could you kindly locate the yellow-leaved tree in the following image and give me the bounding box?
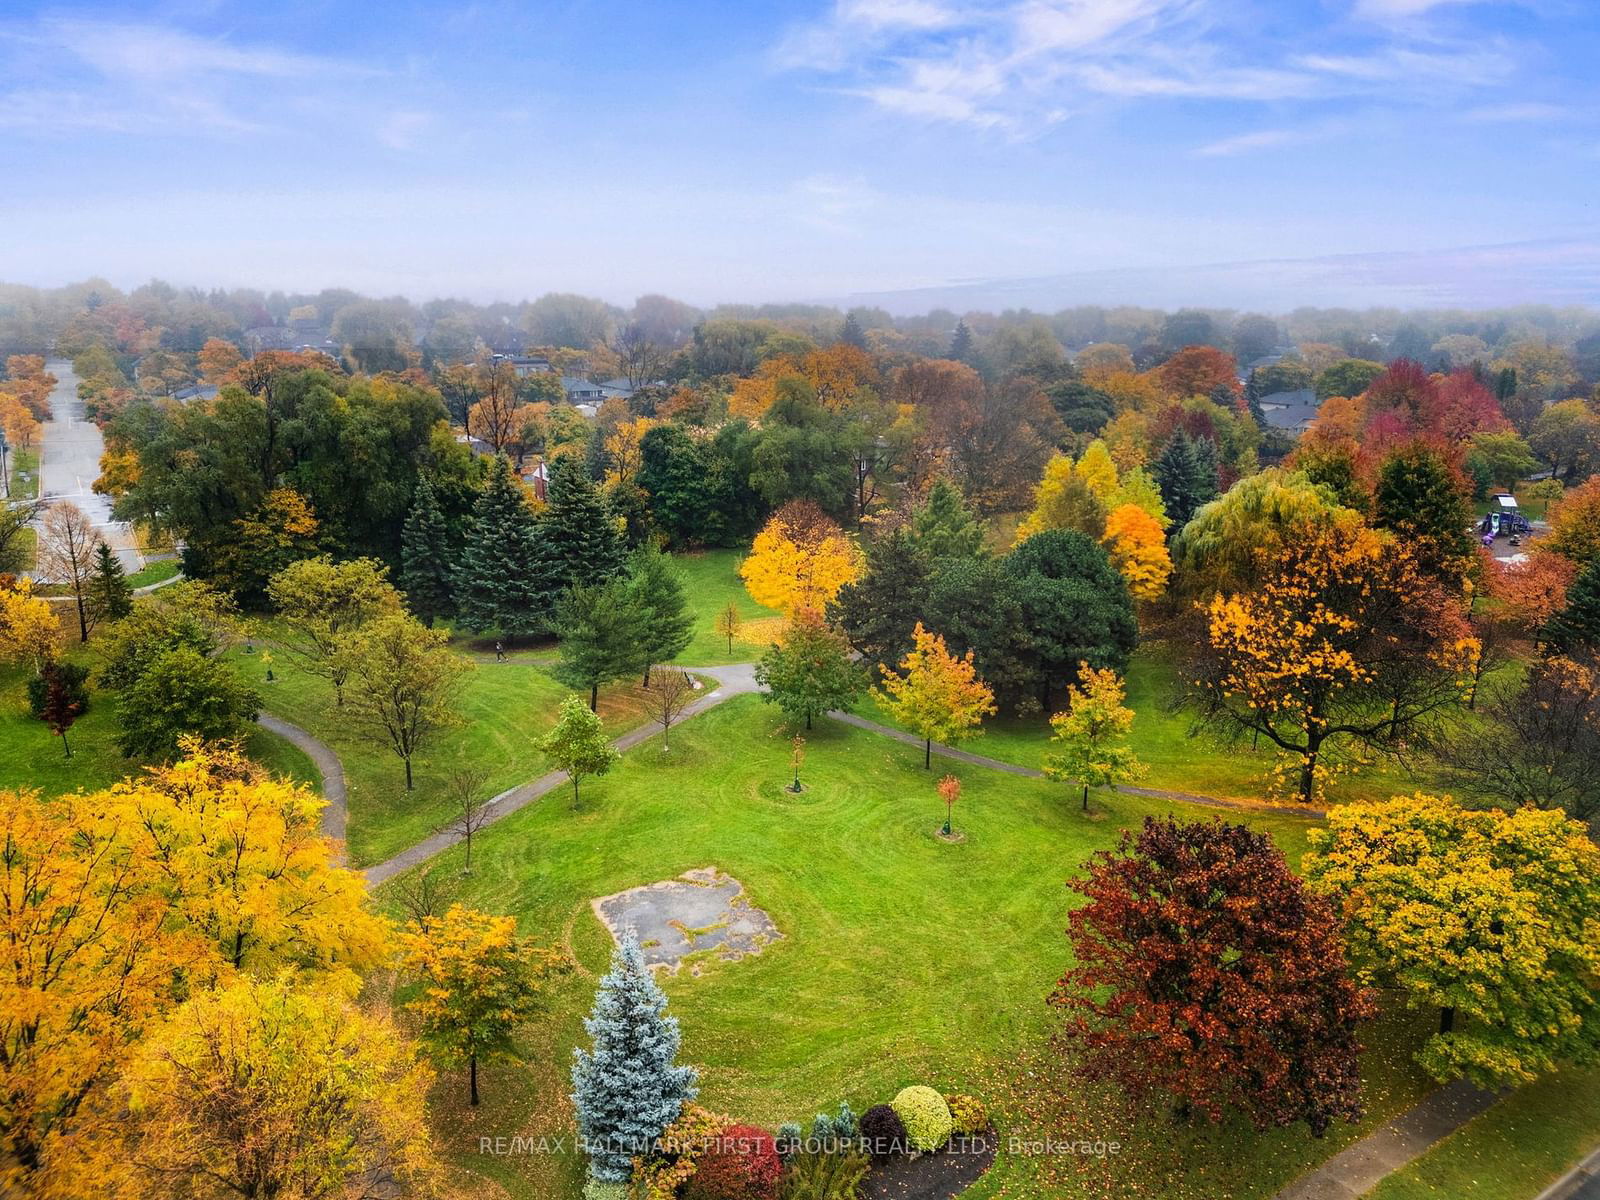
[123,973,440,1200]
[400,905,571,1107]
[0,580,62,673]
[876,622,996,769]
[740,500,862,618]
[0,741,384,1195]
[1043,664,1145,811]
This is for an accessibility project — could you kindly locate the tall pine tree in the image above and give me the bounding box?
[625,545,694,686]
[1153,431,1218,529]
[456,456,550,637]
[1374,441,1473,584]
[86,541,132,627]
[949,320,975,364]
[401,475,457,627]
[913,478,986,559]
[571,933,699,1184]
[539,457,625,593]
[552,580,650,709]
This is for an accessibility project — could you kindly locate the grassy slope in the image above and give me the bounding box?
[233,643,680,866]
[126,559,180,588]
[1363,1069,1600,1200]
[377,695,1436,1200]
[672,547,783,664]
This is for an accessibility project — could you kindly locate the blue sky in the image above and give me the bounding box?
[0,0,1596,309]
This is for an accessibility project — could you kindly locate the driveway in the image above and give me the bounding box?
[37,359,143,571]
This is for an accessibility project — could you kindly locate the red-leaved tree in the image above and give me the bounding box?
[1051,818,1374,1136]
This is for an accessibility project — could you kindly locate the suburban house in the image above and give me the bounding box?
[1258,387,1321,434]
[492,353,553,377]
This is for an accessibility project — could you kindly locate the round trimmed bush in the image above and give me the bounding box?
[583,1180,629,1200]
[857,1104,907,1159]
[943,1093,989,1137]
[683,1123,782,1200]
[891,1086,953,1151]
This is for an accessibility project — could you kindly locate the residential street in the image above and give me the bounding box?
[37,358,143,570]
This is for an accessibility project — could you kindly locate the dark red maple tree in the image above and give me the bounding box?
[1051,817,1374,1136]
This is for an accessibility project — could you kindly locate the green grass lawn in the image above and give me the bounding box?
[8,447,39,500]
[671,547,783,664]
[126,558,180,588]
[0,657,319,797]
[376,694,1438,1200]
[1364,1069,1600,1200]
[859,646,1465,811]
[233,639,682,866]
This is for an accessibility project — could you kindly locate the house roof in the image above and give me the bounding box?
[1258,388,1320,431]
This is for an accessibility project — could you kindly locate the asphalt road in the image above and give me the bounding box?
[37,359,143,570]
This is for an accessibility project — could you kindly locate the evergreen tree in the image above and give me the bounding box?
[829,526,931,670]
[401,475,456,627]
[949,320,975,364]
[86,541,132,627]
[913,478,985,559]
[571,932,699,1185]
[840,311,868,350]
[625,545,694,686]
[456,456,550,637]
[552,580,650,710]
[1153,431,1216,529]
[1373,442,1473,583]
[541,457,626,592]
[1544,558,1600,653]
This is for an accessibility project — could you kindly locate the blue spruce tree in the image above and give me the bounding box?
[571,932,699,1183]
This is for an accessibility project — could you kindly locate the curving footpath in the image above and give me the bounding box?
[254,713,347,846]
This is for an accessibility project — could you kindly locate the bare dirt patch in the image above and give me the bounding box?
[591,866,783,975]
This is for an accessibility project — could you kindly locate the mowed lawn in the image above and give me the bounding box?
[859,646,1457,809]
[376,694,1438,1200]
[0,658,317,797]
[1365,1068,1600,1200]
[671,547,783,664]
[232,642,678,866]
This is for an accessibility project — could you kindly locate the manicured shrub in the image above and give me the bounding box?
[583,1180,628,1200]
[779,1145,871,1199]
[943,1094,989,1137]
[890,1086,952,1151]
[857,1105,907,1159]
[684,1124,782,1200]
[777,1121,803,1158]
[637,1103,732,1200]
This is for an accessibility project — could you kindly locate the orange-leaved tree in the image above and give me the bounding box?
[740,499,862,618]
[1102,504,1172,600]
[876,622,997,769]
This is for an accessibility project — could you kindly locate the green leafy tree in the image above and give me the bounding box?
[456,456,550,637]
[755,613,869,730]
[537,695,619,806]
[1467,431,1540,492]
[1306,794,1600,1088]
[267,556,402,706]
[86,541,132,627]
[540,457,625,592]
[115,645,260,759]
[1044,664,1145,811]
[342,614,470,791]
[552,581,649,711]
[1315,359,1385,401]
[625,545,693,686]
[401,475,457,626]
[912,479,985,559]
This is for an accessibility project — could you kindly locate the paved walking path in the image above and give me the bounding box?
[362,663,759,884]
[1537,1143,1600,1200]
[1270,1079,1501,1200]
[254,713,347,846]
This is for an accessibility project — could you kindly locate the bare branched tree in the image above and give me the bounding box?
[646,668,696,751]
[36,501,98,641]
[391,867,456,928]
[443,765,494,874]
[613,322,666,391]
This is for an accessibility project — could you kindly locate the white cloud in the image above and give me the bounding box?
[1190,129,1301,157]
[1465,100,1568,121]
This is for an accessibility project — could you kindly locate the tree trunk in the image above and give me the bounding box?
[470,1055,479,1107]
[74,592,87,642]
[589,684,599,711]
[1298,738,1322,805]
[805,711,812,730]
[1439,1006,1455,1035]
[60,728,71,759]
[572,776,581,808]
[1081,784,1089,812]
[404,756,413,791]
[924,738,931,769]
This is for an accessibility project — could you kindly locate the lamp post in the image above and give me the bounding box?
[0,429,9,500]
